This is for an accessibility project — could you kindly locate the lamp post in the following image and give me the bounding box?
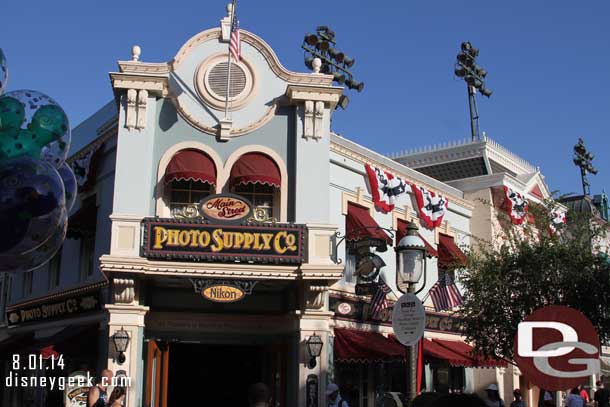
[112,327,130,365]
[454,41,492,141]
[395,221,427,401]
[306,333,324,369]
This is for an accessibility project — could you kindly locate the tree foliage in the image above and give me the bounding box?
[457,198,610,360]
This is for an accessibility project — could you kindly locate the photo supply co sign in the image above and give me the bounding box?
[392,293,425,346]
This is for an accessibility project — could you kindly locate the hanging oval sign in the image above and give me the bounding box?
[202,284,246,303]
[199,194,252,223]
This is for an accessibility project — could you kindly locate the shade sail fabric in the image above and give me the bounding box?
[433,338,507,368]
[396,220,438,257]
[346,203,392,245]
[438,234,467,266]
[334,328,406,363]
[229,152,281,187]
[164,150,217,185]
[422,338,475,367]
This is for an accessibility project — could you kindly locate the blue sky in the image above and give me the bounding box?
[2,1,609,196]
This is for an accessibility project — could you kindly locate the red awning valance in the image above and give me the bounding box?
[334,329,406,363]
[346,203,392,245]
[438,234,467,266]
[422,338,475,367]
[164,150,217,185]
[396,220,438,257]
[230,152,281,188]
[433,339,507,368]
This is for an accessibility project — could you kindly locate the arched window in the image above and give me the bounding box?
[164,149,216,215]
[229,152,281,220]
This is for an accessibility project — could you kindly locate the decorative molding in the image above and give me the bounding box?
[304,101,314,139]
[314,101,324,140]
[6,280,108,312]
[305,284,329,311]
[118,61,170,75]
[341,187,373,215]
[172,29,334,86]
[100,255,344,281]
[110,73,169,97]
[286,85,342,111]
[126,89,137,130]
[113,278,136,305]
[330,135,474,211]
[136,89,148,130]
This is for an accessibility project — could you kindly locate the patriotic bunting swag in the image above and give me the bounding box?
[410,184,448,229]
[503,186,529,225]
[364,164,448,228]
[364,164,408,213]
[549,210,567,235]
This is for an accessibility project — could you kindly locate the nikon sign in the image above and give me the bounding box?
[142,218,306,264]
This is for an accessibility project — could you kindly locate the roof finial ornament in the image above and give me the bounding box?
[312,57,322,74]
[226,2,233,17]
[131,45,141,62]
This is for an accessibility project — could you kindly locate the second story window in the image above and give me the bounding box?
[163,149,216,216]
[229,152,281,220]
[48,247,62,289]
[23,271,33,296]
[79,235,95,280]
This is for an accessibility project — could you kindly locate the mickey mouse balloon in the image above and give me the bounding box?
[0,90,71,168]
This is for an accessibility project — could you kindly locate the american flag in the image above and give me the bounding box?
[429,274,463,312]
[370,278,392,318]
[229,1,241,61]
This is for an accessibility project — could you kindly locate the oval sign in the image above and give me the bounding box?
[202,285,245,303]
[392,293,425,346]
[199,194,251,222]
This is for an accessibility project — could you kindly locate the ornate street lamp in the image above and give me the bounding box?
[395,221,427,294]
[112,327,130,364]
[306,333,323,369]
[394,220,427,401]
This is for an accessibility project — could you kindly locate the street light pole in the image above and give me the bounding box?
[407,283,418,401]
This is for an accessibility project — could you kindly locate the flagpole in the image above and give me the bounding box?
[224,0,236,119]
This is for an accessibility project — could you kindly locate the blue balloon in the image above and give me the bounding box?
[58,162,77,212]
[0,156,65,256]
[0,49,7,96]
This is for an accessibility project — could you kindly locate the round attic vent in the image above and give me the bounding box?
[196,54,255,111]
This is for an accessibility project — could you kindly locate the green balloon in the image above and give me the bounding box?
[0,129,45,159]
[29,104,68,142]
[0,96,25,130]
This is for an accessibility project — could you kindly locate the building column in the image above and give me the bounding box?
[296,282,333,407]
[105,276,148,407]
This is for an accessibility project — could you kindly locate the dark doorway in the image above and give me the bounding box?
[168,343,265,406]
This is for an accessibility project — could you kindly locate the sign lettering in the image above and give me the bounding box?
[142,219,305,264]
[7,293,100,327]
[202,285,245,303]
[200,194,252,222]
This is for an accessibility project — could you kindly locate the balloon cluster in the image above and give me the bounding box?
[0,49,77,273]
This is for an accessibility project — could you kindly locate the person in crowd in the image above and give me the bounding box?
[87,369,113,407]
[429,393,486,407]
[327,383,350,407]
[248,383,271,407]
[580,384,591,405]
[485,384,505,407]
[539,389,554,407]
[595,381,610,407]
[567,387,585,407]
[107,386,126,407]
[510,389,525,407]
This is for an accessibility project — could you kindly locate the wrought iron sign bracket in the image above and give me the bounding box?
[331,226,395,264]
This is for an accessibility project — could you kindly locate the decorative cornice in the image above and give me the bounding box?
[100,255,342,280]
[329,134,474,211]
[172,28,334,86]
[67,120,118,164]
[110,73,169,97]
[118,61,170,75]
[286,85,343,110]
[6,280,108,311]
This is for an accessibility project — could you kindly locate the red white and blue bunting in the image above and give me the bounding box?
[503,186,529,225]
[364,164,449,229]
[549,210,567,235]
[364,164,408,213]
[410,184,449,229]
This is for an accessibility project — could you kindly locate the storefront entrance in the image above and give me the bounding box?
[145,340,286,407]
